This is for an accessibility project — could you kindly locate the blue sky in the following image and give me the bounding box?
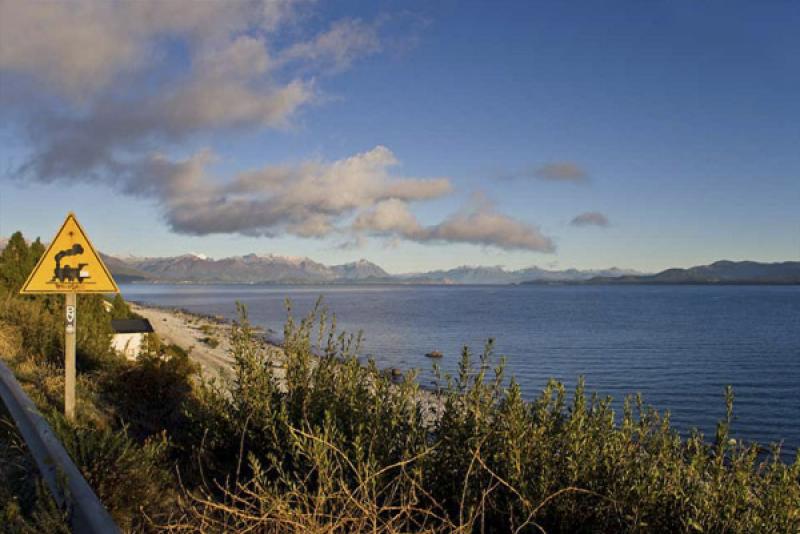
[1,1,798,273]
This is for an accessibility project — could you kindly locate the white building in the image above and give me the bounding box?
[111,319,154,359]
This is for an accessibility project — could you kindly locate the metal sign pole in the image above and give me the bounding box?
[65,292,77,420]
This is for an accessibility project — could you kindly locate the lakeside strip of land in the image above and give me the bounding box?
[130,303,280,379]
[129,302,444,421]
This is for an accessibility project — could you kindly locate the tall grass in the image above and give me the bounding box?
[166,303,800,533]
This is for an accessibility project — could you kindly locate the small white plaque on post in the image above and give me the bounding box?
[66,304,76,334]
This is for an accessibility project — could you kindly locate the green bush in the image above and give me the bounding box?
[103,335,198,440]
[108,294,132,319]
[169,303,800,533]
[0,408,69,534]
[199,324,215,336]
[51,418,175,531]
[0,293,116,372]
[0,297,62,366]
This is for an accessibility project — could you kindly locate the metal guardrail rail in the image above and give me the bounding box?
[0,360,120,533]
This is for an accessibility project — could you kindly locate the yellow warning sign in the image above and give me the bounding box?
[20,213,119,294]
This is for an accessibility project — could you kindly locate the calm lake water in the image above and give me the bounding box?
[120,283,800,456]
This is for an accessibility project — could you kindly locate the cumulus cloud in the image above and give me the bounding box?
[0,0,294,97]
[2,0,372,182]
[429,206,555,251]
[354,196,555,252]
[112,146,451,238]
[1,0,555,253]
[570,212,610,227]
[104,145,550,251]
[535,162,588,182]
[354,199,425,238]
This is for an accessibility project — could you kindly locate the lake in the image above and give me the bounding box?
[120,283,800,456]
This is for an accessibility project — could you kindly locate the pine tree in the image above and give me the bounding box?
[0,231,36,291]
[29,237,45,265]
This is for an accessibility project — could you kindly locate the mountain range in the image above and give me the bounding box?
[3,238,798,285]
[580,260,800,285]
[104,254,800,285]
[100,252,641,285]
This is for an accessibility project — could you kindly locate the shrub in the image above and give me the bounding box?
[167,303,800,533]
[0,297,61,366]
[199,324,215,336]
[109,293,133,319]
[0,407,69,533]
[200,336,219,349]
[103,338,199,440]
[51,418,175,531]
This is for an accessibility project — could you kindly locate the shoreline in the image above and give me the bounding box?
[127,301,797,458]
[130,302,281,380]
[129,302,444,422]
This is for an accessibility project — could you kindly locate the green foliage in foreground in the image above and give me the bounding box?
[0,231,798,532]
[167,303,799,533]
[0,233,179,531]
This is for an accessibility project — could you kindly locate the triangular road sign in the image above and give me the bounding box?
[20,213,119,294]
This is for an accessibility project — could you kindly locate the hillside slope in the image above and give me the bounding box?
[582,260,800,284]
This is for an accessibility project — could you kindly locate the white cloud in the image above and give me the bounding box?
[0,0,288,97]
[3,0,378,183]
[280,18,382,72]
[79,145,553,252]
[429,207,555,251]
[121,146,452,239]
[355,196,555,252]
[0,0,555,253]
[354,199,425,237]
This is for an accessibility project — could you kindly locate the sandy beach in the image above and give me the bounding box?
[129,302,442,420]
[130,303,288,381]
[131,303,235,377]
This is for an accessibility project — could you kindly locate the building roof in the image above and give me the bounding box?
[111,318,154,334]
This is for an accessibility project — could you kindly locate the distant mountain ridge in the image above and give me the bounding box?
[98,253,154,283]
[100,252,641,284]
[399,265,641,285]
[3,237,797,285]
[579,260,800,285]
[120,253,390,283]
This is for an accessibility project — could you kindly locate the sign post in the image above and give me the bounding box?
[65,292,77,420]
[20,213,119,420]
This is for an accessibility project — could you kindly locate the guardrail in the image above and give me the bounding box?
[0,360,120,533]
